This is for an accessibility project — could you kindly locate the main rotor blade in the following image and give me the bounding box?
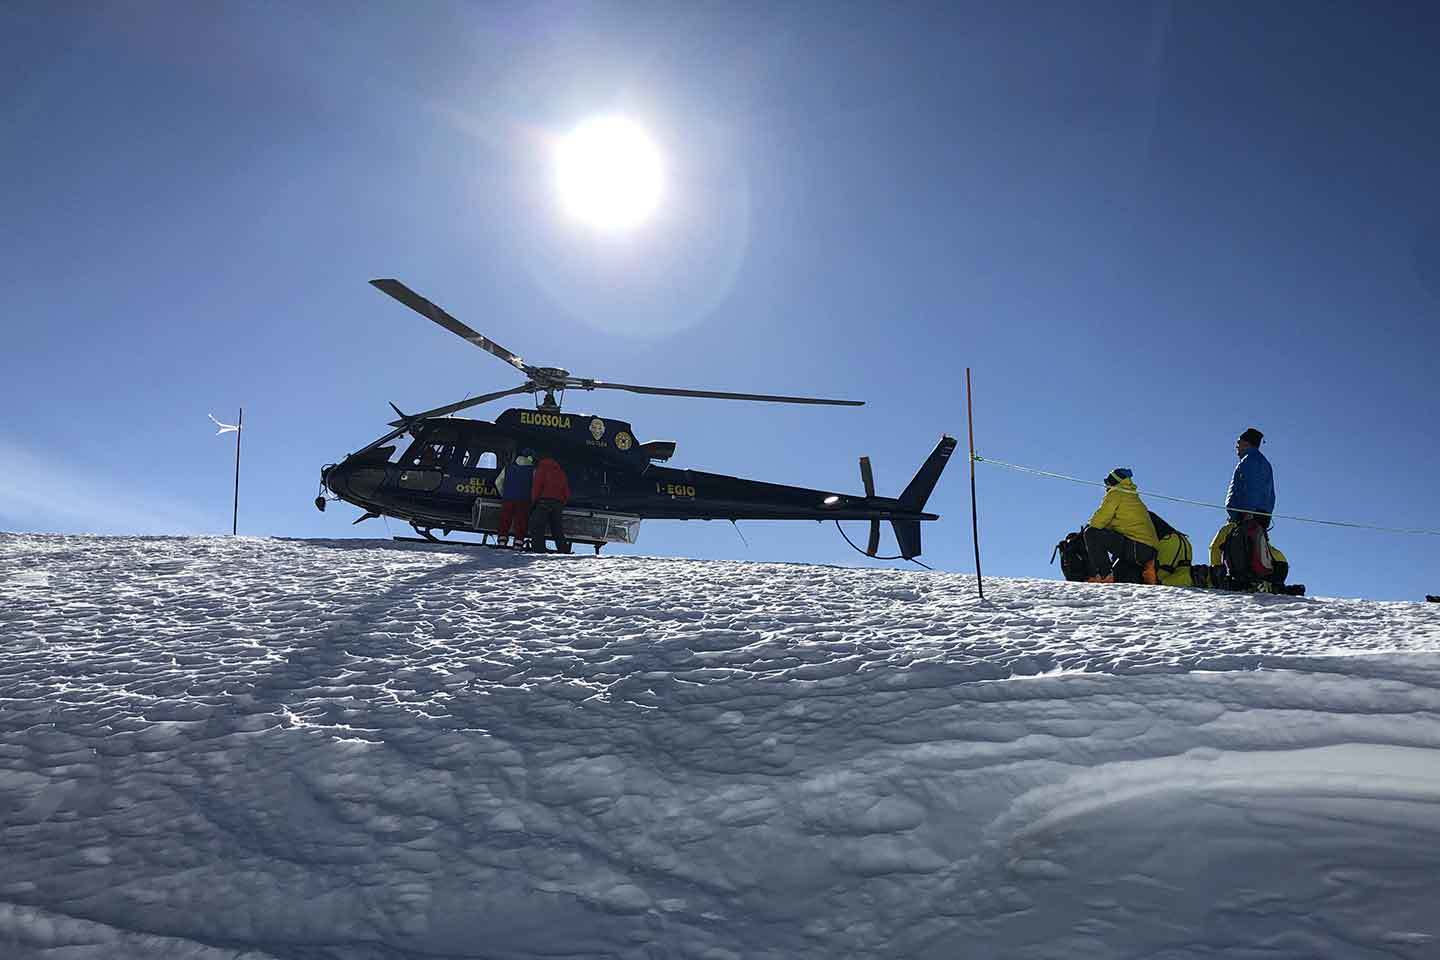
[387,384,536,426]
[579,380,864,406]
[370,279,529,373]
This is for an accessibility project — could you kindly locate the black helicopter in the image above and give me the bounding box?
[317,280,957,558]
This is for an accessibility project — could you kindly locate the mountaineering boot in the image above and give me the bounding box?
[1141,559,1158,585]
[1087,574,1115,584]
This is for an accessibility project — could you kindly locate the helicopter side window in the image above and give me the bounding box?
[414,446,452,466]
[456,442,509,472]
[458,449,499,470]
[409,441,457,468]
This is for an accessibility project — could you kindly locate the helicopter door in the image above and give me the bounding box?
[396,437,455,492]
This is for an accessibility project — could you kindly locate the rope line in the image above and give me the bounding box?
[973,454,1440,537]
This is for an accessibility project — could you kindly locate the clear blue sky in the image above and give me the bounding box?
[3,1,1437,600]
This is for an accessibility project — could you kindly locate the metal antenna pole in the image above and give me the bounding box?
[966,370,984,600]
[232,407,243,536]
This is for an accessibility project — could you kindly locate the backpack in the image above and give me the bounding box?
[1246,520,1274,577]
[1051,530,1089,582]
[1223,518,1273,582]
[1148,511,1178,540]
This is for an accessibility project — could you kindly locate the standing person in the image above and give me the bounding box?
[493,449,535,548]
[528,452,571,554]
[1083,468,1160,583]
[1208,427,1276,568]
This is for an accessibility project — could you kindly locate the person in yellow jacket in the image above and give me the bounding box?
[1083,468,1160,584]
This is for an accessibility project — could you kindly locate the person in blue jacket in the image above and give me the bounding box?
[493,449,536,548]
[1208,427,1275,567]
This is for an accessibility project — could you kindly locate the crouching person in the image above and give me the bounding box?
[1150,513,1194,587]
[1083,468,1160,584]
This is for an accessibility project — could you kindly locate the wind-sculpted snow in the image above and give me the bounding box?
[2,533,1440,959]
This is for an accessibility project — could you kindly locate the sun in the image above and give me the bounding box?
[553,115,665,232]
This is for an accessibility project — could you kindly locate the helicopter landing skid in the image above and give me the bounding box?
[392,535,485,547]
[406,524,459,543]
[396,524,603,554]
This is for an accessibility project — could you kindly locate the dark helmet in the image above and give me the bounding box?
[1103,467,1134,487]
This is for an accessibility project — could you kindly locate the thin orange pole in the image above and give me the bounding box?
[966,369,984,600]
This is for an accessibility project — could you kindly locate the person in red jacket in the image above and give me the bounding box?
[528,453,571,553]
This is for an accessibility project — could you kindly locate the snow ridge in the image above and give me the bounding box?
[2,533,1440,959]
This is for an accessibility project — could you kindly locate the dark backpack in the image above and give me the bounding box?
[1052,530,1090,582]
[1223,518,1273,582]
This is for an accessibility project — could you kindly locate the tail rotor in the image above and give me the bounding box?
[859,457,881,557]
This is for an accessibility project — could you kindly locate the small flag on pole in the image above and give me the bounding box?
[209,409,244,535]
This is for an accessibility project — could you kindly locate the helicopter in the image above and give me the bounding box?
[316,279,957,559]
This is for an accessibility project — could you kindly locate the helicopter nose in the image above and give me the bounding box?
[317,464,338,510]
[323,457,388,502]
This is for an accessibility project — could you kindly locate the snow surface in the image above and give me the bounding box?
[3,532,1440,959]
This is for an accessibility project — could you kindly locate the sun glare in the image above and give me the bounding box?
[554,116,664,232]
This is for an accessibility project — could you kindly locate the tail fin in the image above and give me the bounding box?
[891,436,958,559]
[891,519,922,559]
[899,436,958,511]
